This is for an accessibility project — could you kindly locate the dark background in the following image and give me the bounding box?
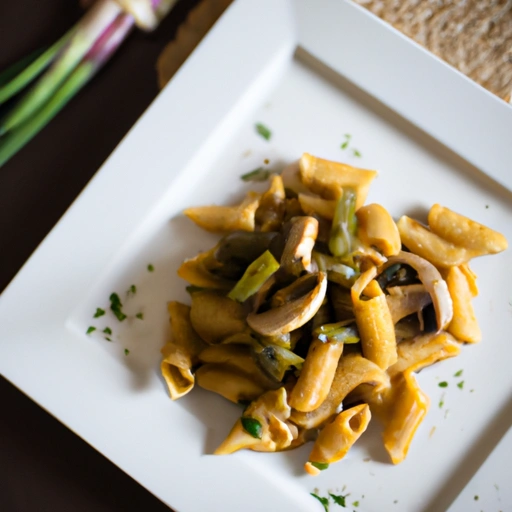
[0,1,201,510]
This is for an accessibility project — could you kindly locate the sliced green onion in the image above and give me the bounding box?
[228,250,279,302]
[313,323,359,344]
[241,167,271,182]
[241,417,262,439]
[309,461,329,471]
[329,188,357,257]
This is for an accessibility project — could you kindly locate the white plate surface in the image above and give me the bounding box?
[1,1,512,511]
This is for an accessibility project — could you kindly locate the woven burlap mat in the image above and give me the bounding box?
[157,0,512,102]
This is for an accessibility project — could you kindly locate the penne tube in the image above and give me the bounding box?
[387,331,461,379]
[446,265,482,343]
[256,174,286,232]
[177,248,234,290]
[289,338,344,412]
[428,204,508,255]
[305,403,371,473]
[356,203,401,257]
[215,388,294,454]
[161,302,207,400]
[184,191,260,232]
[352,267,397,370]
[299,153,377,209]
[298,194,336,220]
[379,370,429,464]
[290,353,389,429]
[397,215,476,268]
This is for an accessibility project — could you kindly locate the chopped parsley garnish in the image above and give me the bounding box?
[93,308,105,318]
[127,284,136,295]
[439,393,445,408]
[309,461,329,471]
[105,337,112,342]
[147,264,154,272]
[340,140,349,150]
[255,123,272,141]
[241,417,262,439]
[485,205,489,209]
[329,494,347,507]
[474,495,479,501]
[86,326,96,335]
[124,348,130,356]
[311,493,329,512]
[438,381,448,388]
[340,133,351,150]
[454,369,463,377]
[457,381,464,389]
[135,312,144,320]
[103,327,112,335]
[241,167,271,182]
[109,293,127,321]
[353,149,362,157]
[352,501,359,507]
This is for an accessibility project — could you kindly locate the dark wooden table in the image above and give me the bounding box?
[0,1,201,510]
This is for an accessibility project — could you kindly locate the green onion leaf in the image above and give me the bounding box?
[109,292,127,321]
[241,417,262,439]
[255,123,272,141]
[93,307,105,318]
[311,493,329,512]
[240,167,271,182]
[313,323,359,344]
[329,188,357,258]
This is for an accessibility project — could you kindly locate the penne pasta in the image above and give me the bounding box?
[445,265,482,343]
[352,267,397,370]
[305,404,371,474]
[298,193,336,220]
[161,302,207,400]
[289,337,344,412]
[256,174,286,232]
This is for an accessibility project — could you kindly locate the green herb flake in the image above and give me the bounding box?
[439,393,445,409]
[352,501,360,507]
[457,381,464,389]
[93,308,105,318]
[340,140,349,150]
[311,493,329,512]
[241,417,262,439]
[105,337,112,342]
[103,327,112,335]
[147,264,154,272]
[353,149,362,158]
[109,292,127,322]
[474,495,479,501]
[438,381,448,388]
[309,461,329,471]
[454,369,463,377]
[240,167,271,182]
[86,326,96,335]
[344,133,352,139]
[329,494,347,507]
[394,500,398,504]
[124,348,130,356]
[255,123,272,141]
[485,205,489,209]
[127,284,136,295]
[135,312,144,320]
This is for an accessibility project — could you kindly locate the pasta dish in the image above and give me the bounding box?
[160,153,507,474]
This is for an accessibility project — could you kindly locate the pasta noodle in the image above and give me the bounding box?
[161,152,507,473]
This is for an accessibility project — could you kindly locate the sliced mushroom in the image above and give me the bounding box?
[247,272,327,336]
[386,284,432,324]
[380,251,453,331]
[280,216,318,276]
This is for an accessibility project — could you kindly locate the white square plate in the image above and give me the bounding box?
[1,1,511,511]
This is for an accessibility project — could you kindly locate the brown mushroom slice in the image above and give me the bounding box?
[214,387,294,454]
[299,153,377,209]
[255,174,286,232]
[428,204,508,255]
[380,251,453,331]
[280,216,319,276]
[290,353,389,429]
[387,331,461,379]
[161,302,207,400]
[190,291,248,344]
[270,273,319,308]
[247,272,327,336]
[298,194,336,220]
[356,203,401,257]
[397,215,477,268]
[177,249,234,290]
[184,191,260,232]
[196,364,268,403]
[386,284,432,324]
